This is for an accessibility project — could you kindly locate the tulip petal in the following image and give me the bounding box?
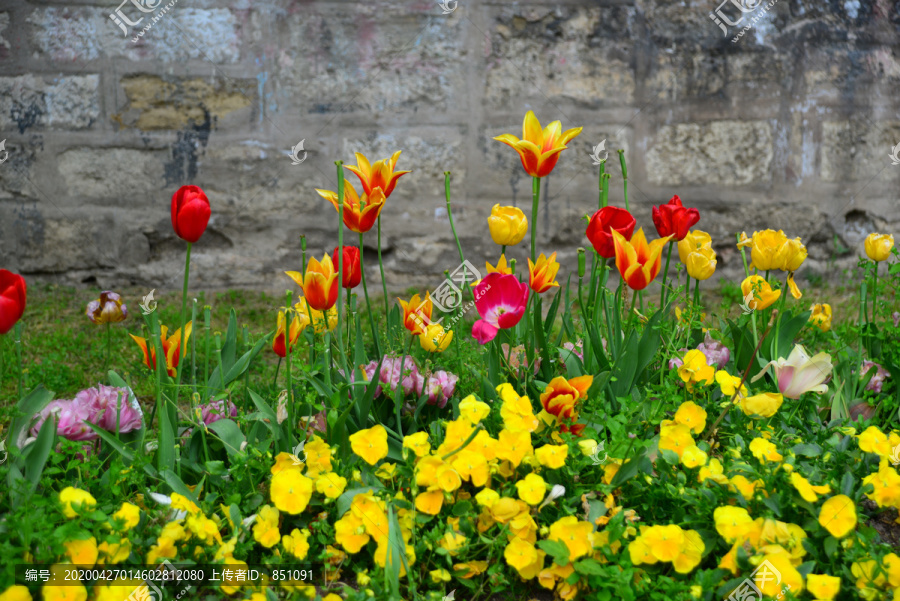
[472,319,498,345]
[493,133,521,147]
[522,111,543,144]
[285,271,305,286]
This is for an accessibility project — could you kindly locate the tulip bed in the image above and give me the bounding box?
[2,111,900,601]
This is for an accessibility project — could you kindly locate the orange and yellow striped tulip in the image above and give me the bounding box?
[286,255,339,311]
[528,252,560,294]
[316,181,386,234]
[611,229,673,291]
[493,111,582,178]
[272,309,303,357]
[345,151,410,199]
[130,322,192,378]
[398,293,433,336]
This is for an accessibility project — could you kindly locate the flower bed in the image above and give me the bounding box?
[1,111,899,601]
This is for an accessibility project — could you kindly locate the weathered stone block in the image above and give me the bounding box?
[484,5,636,109]
[821,119,900,185]
[645,120,774,186]
[0,74,100,132]
[58,148,168,199]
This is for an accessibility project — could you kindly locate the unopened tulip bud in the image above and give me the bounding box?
[509,258,516,275]
[577,247,586,277]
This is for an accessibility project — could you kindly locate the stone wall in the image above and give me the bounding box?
[1,0,899,294]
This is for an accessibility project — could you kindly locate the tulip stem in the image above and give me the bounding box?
[872,262,878,325]
[105,322,111,373]
[335,161,347,375]
[598,161,605,209]
[14,322,23,400]
[618,150,629,212]
[190,300,197,393]
[773,274,790,358]
[444,171,470,302]
[359,233,381,357]
[660,243,673,309]
[283,290,295,447]
[377,216,390,329]
[174,242,192,406]
[530,176,541,263]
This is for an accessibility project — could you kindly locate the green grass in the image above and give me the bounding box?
[1,276,895,421]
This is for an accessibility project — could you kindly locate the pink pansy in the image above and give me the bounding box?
[752,344,832,399]
[471,273,529,345]
[860,360,890,393]
[200,399,238,425]
[426,370,458,408]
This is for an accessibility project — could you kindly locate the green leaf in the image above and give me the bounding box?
[248,390,281,441]
[223,334,270,387]
[6,386,54,453]
[156,398,176,472]
[791,443,822,457]
[609,454,645,488]
[573,559,606,576]
[452,501,473,517]
[536,539,570,566]
[840,472,855,496]
[206,419,247,459]
[17,416,57,505]
[659,448,681,465]
[161,469,199,503]
[84,422,135,463]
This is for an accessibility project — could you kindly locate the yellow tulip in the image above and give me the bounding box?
[864,233,894,262]
[528,252,560,293]
[809,303,832,332]
[419,323,453,353]
[684,246,717,281]
[677,230,712,265]
[776,236,807,272]
[747,229,787,271]
[487,205,528,246]
[741,275,780,310]
[493,111,582,178]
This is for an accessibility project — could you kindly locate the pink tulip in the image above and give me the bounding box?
[426,370,458,408]
[31,385,142,440]
[860,360,890,393]
[200,399,237,425]
[753,345,832,399]
[379,355,424,397]
[471,273,529,344]
[697,334,730,368]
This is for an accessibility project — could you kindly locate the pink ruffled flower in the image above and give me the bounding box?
[200,399,238,425]
[893,311,900,328]
[696,334,730,369]
[30,385,142,441]
[425,370,458,408]
[471,273,529,344]
[379,355,424,397]
[861,360,890,393]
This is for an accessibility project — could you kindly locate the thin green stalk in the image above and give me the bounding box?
[174,242,192,405]
[660,243,674,309]
[105,322,111,372]
[444,172,470,305]
[190,299,197,392]
[693,277,700,307]
[14,322,23,400]
[203,305,211,388]
[335,161,347,372]
[530,176,540,263]
[283,290,295,447]
[773,274,790,359]
[618,150,629,212]
[872,262,878,325]
[359,232,381,356]
[598,161,606,209]
[378,217,389,324]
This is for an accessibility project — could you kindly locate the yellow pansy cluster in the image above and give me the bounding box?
[628,524,704,573]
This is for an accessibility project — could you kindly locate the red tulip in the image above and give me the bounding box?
[585,207,636,258]
[651,195,700,241]
[332,246,362,289]
[0,269,26,334]
[171,185,211,243]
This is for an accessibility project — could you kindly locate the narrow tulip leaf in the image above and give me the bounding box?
[85,422,135,462]
[207,419,247,459]
[248,390,281,441]
[20,415,57,503]
[221,308,239,373]
[161,468,199,503]
[223,333,270,386]
[384,505,404,597]
[6,385,54,453]
[157,397,176,472]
